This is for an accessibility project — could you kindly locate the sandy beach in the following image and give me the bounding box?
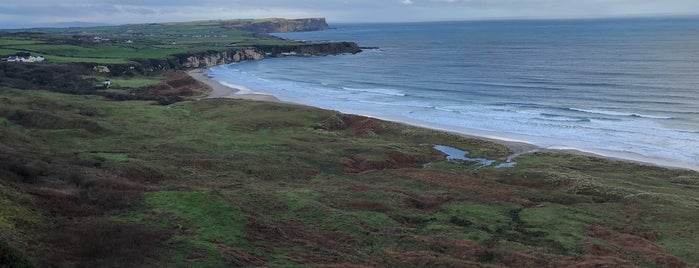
[188,69,282,102]
[189,67,541,154]
[188,67,698,171]
[189,68,580,161]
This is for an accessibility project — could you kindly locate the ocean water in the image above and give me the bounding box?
[207,18,699,170]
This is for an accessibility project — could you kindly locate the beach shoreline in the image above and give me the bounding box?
[189,66,698,171]
[189,67,540,154]
[188,68,283,102]
[362,112,699,171]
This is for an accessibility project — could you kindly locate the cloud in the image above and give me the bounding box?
[1,0,699,28]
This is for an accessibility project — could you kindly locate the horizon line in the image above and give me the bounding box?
[2,13,699,30]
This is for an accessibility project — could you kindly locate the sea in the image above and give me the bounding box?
[207,18,699,170]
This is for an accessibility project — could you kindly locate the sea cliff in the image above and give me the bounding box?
[179,48,265,69]
[123,42,361,71]
[222,18,331,33]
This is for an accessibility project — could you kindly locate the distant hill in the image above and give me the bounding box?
[1,18,330,34]
[220,17,331,33]
[0,21,112,30]
[44,22,114,28]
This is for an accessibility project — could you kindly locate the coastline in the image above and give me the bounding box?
[189,66,698,171]
[188,68,282,102]
[189,66,539,155]
[358,112,699,171]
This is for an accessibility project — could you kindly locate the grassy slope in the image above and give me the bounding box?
[0,87,697,267]
[0,20,296,64]
[1,19,698,267]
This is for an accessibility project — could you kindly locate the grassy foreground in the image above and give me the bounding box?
[1,18,698,267]
[1,86,698,267]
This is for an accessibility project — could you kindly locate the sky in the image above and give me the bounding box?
[2,0,699,28]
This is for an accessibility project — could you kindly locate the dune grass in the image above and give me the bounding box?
[0,87,697,267]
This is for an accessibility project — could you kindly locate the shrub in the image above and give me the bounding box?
[1,158,49,183]
[0,241,34,268]
[78,178,146,211]
[40,221,168,267]
[28,187,97,217]
[76,154,105,168]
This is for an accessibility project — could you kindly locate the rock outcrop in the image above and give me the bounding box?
[92,65,110,73]
[176,42,361,69]
[103,42,361,75]
[255,42,362,57]
[181,49,266,68]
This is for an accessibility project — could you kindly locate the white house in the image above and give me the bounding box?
[5,55,45,62]
[93,37,110,43]
[27,56,45,62]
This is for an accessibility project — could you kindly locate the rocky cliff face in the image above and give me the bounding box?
[181,49,265,68]
[177,42,361,69]
[106,42,360,75]
[222,18,331,33]
[254,42,362,57]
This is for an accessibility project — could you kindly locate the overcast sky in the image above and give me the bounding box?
[2,0,699,28]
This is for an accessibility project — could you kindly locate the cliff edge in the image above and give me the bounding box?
[221,18,331,33]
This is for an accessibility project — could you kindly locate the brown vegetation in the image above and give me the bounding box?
[142,71,207,97]
[39,220,169,267]
[336,200,390,212]
[587,226,686,267]
[2,82,697,267]
[340,152,436,173]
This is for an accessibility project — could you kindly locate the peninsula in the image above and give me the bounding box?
[1,18,698,268]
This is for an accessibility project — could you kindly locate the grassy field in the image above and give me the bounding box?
[0,20,297,64]
[0,86,697,267]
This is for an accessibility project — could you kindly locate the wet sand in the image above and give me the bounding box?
[188,67,697,171]
[189,68,538,155]
[188,69,282,102]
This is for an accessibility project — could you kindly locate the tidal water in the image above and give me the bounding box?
[208,18,699,170]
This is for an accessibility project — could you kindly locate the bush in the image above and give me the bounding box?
[78,178,146,211]
[0,241,34,268]
[28,187,98,217]
[0,62,95,94]
[1,158,49,183]
[76,154,105,168]
[2,109,105,133]
[41,221,168,267]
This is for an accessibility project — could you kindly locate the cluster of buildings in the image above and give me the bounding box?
[1,55,45,63]
[70,34,135,44]
[92,36,110,43]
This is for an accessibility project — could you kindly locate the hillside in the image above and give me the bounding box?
[0,18,350,64]
[1,87,698,267]
[0,18,359,106]
[220,18,332,33]
[1,19,699,267]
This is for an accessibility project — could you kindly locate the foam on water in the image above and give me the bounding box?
[568,108,674,119]
[208,19,699,170]
[342,87,406,96]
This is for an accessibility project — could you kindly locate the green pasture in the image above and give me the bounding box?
[1,20,298,63]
